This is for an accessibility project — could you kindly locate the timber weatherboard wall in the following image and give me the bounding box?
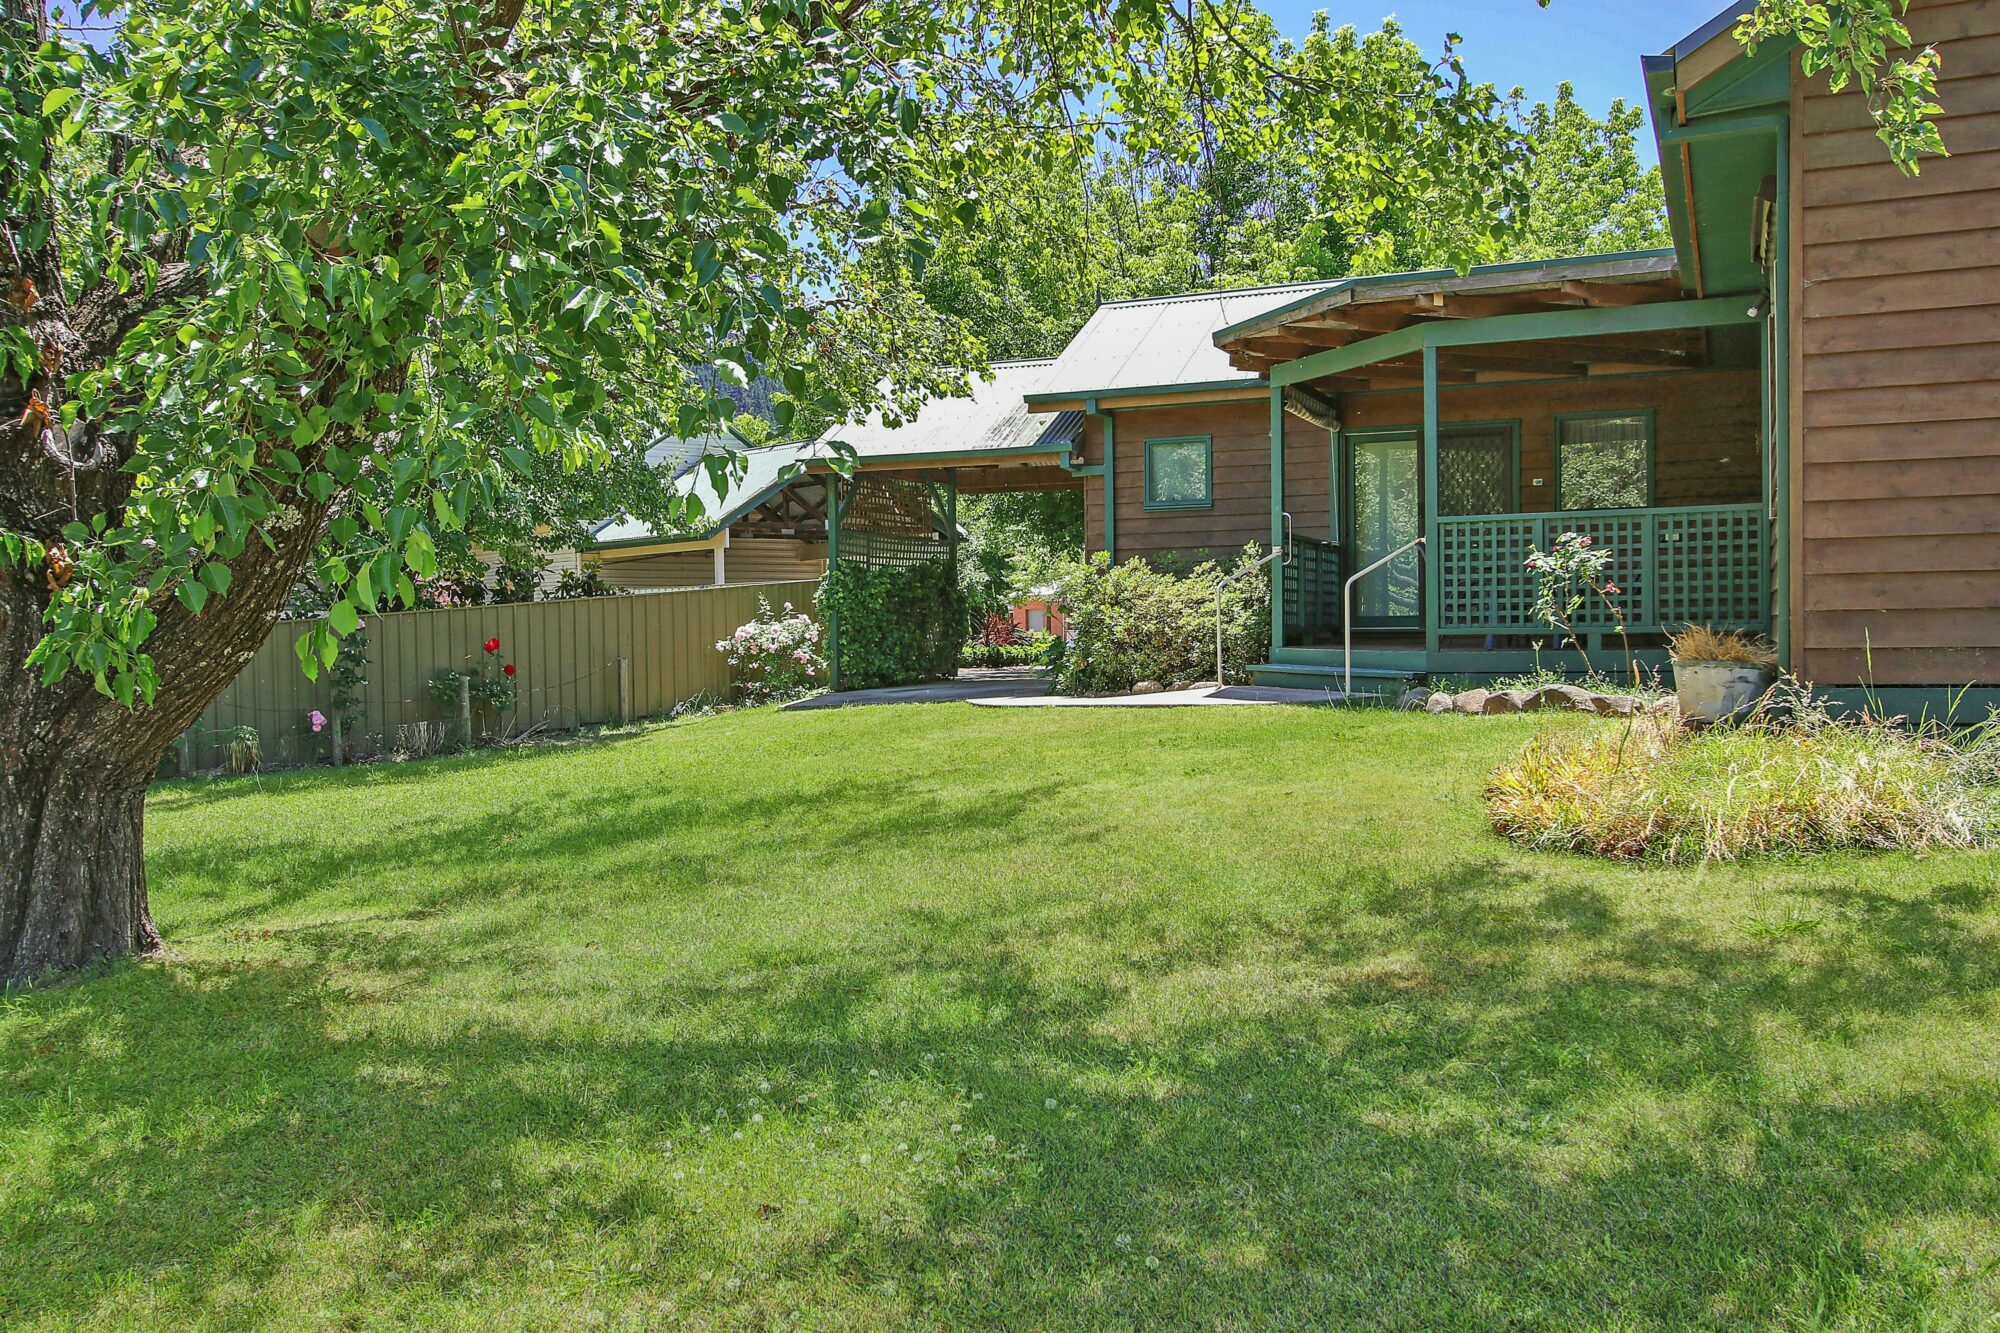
[1791,0,2000,686]
[591,537,825,590]
[176,580,819,773]
[1080,401,1333,566]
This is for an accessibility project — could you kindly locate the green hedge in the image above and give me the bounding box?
[1053,547,1271,694]
[818,558,967,690]
[960,634,1065,669]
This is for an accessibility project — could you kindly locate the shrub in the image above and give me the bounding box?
[716,597,824,704]
[1052,547,1270,694]
[961,633,1063,669]
[817,558,965,690]
[1486,694,2000,863]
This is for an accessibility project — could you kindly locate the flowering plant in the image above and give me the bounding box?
[1524,531,1634,682]
[716,598,823,703]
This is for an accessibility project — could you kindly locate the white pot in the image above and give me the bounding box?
[1672,660,1775,723]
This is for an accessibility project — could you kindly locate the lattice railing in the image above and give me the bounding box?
[1436,503,1767,634]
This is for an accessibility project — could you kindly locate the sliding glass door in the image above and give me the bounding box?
[1348,434,1422,626]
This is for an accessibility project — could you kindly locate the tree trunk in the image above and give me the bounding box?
[0,505,326,988]
[0,752,156,986]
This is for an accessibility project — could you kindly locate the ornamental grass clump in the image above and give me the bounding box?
[1487,695,2000,863]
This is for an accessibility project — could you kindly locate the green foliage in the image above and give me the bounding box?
[548,567,623,601]
[818,559,966,690]
[428,666,515,715]
[1737,0,1949,173]
[961,633,1065,669]
[1508,84,1671,258]
[1053,547,1269,694]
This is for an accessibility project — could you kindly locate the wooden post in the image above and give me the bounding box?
[177,731,195,778]
[330,713,344,767]
[616,656,631,725]
[457,675,473,747]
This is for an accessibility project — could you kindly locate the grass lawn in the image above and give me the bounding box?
[6,704,2000,1330]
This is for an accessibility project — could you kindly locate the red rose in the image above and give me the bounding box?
[483,637,500,654]
[502,663,516,677]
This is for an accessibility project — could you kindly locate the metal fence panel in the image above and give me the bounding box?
[178,580,819,773]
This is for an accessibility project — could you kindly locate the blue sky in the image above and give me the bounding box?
[1261,0,1730,164]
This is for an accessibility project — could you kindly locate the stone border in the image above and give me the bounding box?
[1409,683,1679,718]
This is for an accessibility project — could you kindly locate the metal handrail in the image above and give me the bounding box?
[1344,535,1425,696]
[1216,512,1292,688]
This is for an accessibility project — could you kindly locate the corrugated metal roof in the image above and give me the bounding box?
[589,439,822,547]
[585,360,1085,550]
[819,358,1080,458]
[1031,281,1328,399]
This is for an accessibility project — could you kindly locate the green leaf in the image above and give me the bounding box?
[404,528,438,579]
[357,117,391,146]
[176,581,209,614]
[42,87,79,115]
[329,599,360,636]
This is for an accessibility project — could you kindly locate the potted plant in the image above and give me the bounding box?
[1668,626,1779,722]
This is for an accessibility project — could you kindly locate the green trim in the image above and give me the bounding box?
[1422,347,1442,656]
[1141,435,1215,512]
[825,475,841,689]
[837,442,1074,467]
[1553,408,1658,511]
[1270,295,1759,387]
[1088,401,1116,561]
[1211,248,1679,346]
[1026,377,1265,407]
[1270,387,1285,657]
[1773,123,1793,672]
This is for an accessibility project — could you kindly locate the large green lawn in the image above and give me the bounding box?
[6,705,2000,1330]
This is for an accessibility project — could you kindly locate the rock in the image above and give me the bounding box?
[1647,696,1680,717]
[1424,691,1453,714]
[1168,680,1194,693]
[1481,689,1530,714]
[1589,693,1639,716]
[1396,683,1430,711]
[1130,680,1165,696]
[1526,683,1594,712]
[1452,688,1490,714]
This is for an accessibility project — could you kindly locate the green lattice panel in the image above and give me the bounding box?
[1561,512,1650,630]
[1438,516,1540,630]
[1656,506,1767,628]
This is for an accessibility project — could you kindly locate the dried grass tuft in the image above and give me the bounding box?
[1668,625,1780,670]
[1487,702,2000,863]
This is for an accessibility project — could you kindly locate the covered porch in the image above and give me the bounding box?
[1213,253,1780,686]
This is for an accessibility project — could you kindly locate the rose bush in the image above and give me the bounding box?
[717,599,824,704]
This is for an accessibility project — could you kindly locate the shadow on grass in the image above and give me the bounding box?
[6,849,1999,1327]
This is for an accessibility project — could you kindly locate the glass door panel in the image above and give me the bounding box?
[1349,435,1422,625]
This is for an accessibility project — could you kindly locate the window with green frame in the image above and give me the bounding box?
[1557,411,1654,510]
[1143,436,1212,510]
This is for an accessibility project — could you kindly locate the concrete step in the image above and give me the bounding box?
[1250,661,1410,694]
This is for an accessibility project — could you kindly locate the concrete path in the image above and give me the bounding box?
[782,666,1052,710]
[971,684,1344,708]
[785,667,1346,710]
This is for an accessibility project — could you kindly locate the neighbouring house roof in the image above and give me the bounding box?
[821,358,1083,460]
[1026,281,1332,403]
[588,439,824,550]
[586,359,1085,551]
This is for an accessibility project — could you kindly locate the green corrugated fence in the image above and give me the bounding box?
[174,580,820,775]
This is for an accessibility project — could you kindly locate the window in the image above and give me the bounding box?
[1143,436,1212,510]
[1558,412,1653,510]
